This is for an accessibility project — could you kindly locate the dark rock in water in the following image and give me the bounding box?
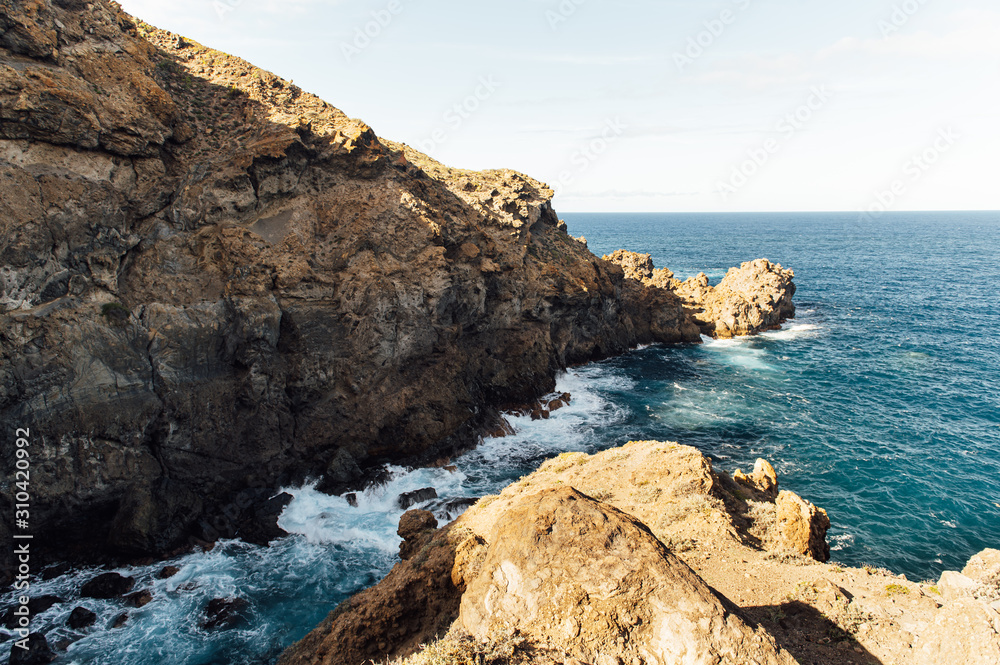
[316,449,363,495]
[124,590,153,608]
[235,490,293,546]
[344,492,358,508]
[397,510,438,561]
[9,633,55,665]
[4,596,62,628]
[157,565,181,579]
[81,572,135,599]
[111,613,129,629]
[425,497,479,521]
[397,488,438,510]
[52,638,74,652]
[40,563,73,581]
[202,598,250,630]
[67,606,97,629]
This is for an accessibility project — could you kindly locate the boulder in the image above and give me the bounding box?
[397,488,438,510]
[775,490,830,561]
[458,487,794,665]
[9,633,55,665]
[67,607,97,630]
[80,572,135,599]
[938,570,978,603]
[3,596,62,628]
[124,590,153,608]
[157,566,180,579]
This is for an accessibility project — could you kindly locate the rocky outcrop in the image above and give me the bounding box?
[457,487,795,665]
[0,0,792,571]
[279,441,823,664]
[602,252,795,338]
[281,442,1000,665]
[676,259,796,338]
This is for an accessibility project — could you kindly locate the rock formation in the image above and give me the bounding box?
[281,441,1000,665]
[0,0,793,574]
[603,251,796,339]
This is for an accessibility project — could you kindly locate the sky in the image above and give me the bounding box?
[116,0,1000,213]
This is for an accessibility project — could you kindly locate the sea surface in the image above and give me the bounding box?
[5,212,999,664]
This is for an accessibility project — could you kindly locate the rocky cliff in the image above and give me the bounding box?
[0,0,793,575]
[280,441,1000,665]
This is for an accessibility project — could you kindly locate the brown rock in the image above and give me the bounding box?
[775,490,830,562]
[458,487,794,665]
[397,510,438,561]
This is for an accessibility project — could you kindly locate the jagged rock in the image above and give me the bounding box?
[964,549,1000,588]
[677,259,796,338]
[67,607,97,630]
[911,598,1000,665]
[458,487,795,665]
[202,598,250,630]
[602,249,655,280]
[397,488,438,510]
[397,510,438,561]
[8,633,55,665]
[80,572,135,599]
[775,490,830,561]
[734,458,778,499]
[111,613,128,629]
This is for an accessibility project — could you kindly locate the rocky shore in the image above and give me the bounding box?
[0,0,796,576]
[279,441,1000,665]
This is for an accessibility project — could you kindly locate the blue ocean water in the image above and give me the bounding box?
[4,211,999,664]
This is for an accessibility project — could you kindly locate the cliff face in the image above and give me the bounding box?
[0,0,705,568]
[0,0,791,572]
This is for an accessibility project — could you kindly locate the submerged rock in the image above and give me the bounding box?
[202,598,250,631]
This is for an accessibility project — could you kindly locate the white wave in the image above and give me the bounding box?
[830,533,855,551]
[761,323,822,341]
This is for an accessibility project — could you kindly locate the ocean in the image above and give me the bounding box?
[5,211,999,664]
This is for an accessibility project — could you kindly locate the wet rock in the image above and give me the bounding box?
[425,497,479,521]
[81,572,136,599]
[202,598,250,630]
[67,606,97,629]
[775,490,830,562]
[157,566,180,579]
[397,488,438,510]
[344,492,358,508]
[4,596,62,628]
[111,613,129,629]
[235,490,293,546]
[124,589,153,608]
[108,479,203,556]
[9,633,55,665]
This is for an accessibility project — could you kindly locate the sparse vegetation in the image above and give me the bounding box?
[884,583,910,597]
[391,632,528,665]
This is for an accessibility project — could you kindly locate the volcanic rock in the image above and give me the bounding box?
[67,607,97,630]
[8,633,55,665]
[80,572,135,599]
[397,488,438,510]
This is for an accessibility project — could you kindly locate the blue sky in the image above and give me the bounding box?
[118,0,999,212]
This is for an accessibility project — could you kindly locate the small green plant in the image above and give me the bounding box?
[885,583,910,597]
